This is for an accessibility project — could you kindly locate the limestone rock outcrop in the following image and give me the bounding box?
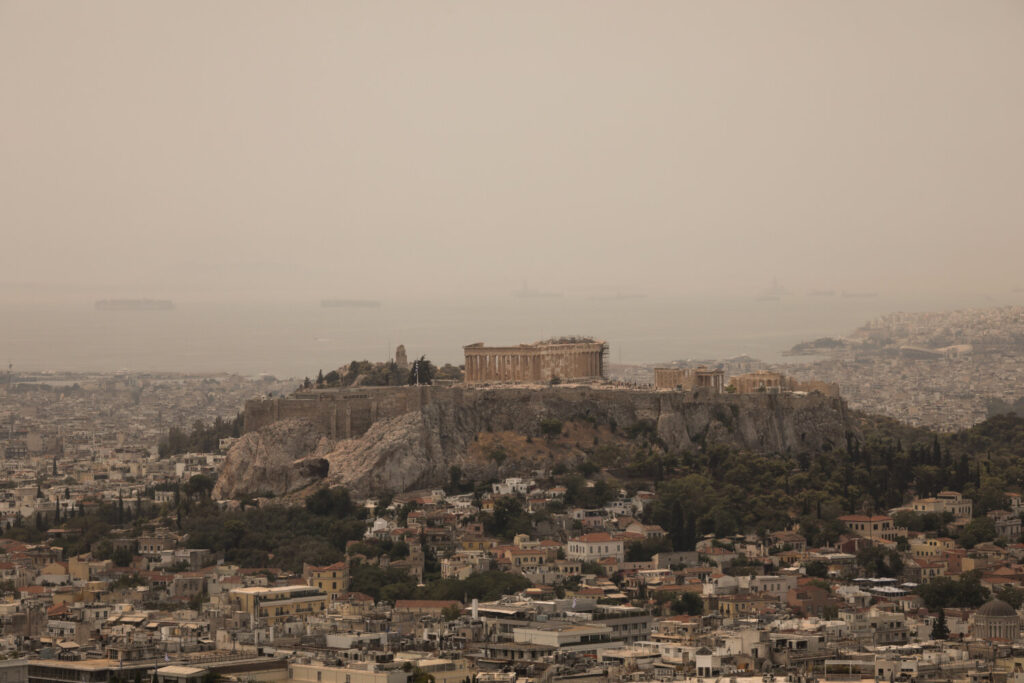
[216,388,854,499]
[212,419,333,499]
[320,388,852,497]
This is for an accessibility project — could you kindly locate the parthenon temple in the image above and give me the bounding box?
[463,338,608,384]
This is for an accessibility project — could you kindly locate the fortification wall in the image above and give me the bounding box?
[243,386,433,438]
[243,383,845,448]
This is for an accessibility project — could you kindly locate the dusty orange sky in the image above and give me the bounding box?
[2,1,1022,301]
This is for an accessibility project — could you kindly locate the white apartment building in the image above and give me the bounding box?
[566,533,625,563]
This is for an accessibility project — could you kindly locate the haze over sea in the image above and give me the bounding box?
[3,291,1022,378]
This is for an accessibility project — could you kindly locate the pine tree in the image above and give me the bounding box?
[408,357,435,385]
[683,513,697,551]
[931,608,949,640]
[669,500,686,551]
[956,454,970,489]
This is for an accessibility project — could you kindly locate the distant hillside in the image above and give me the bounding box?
[785,306,1024,430]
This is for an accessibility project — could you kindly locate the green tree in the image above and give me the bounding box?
[625,536,672,562]
[410,668,435,683]
[671,592,704,615]
[483,497,531,540]
[435,364,464,382]
[305,487,354,518]
[112,547,133,567]
[804,561,829,578]
[930,608,950,640]
[408,357,436,385]
[958,517,996,549]
[855,545,903,578]
[995,584,1024,609]
[539,418,563,438]
[917,573,989,610]
[185,474,216,500]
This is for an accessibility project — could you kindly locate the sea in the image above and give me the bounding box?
[1,292,1019,378]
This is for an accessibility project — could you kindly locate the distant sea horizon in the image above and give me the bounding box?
[1,292,1020,378]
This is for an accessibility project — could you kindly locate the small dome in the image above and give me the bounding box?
[976,599,1017,618]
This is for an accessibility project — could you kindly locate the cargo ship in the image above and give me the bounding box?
[95,299,174,311]
[320,299,381,308]
[511,282,561,299]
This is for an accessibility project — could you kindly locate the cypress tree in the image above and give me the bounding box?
[669,500,686,551]
[683,514,697,551]
[931,608,949,640]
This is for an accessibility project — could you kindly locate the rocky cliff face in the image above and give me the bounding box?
[212,419,333,499]
[214,387,853,499]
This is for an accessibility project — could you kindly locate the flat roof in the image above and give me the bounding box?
[157,666,207,676]
[229,585,323,595]
[27,659,122,671]
[515,623,611,633]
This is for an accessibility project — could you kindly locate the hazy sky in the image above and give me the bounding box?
[2,1,1023,303]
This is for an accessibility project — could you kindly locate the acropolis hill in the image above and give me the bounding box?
[220,384,852,499]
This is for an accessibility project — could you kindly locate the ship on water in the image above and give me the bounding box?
[511,281,561,299]
[320,299,381,308]
[587,290,647,301]
[95,299,174,311]
[755,278,790,302]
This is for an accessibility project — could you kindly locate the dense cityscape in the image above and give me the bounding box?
[1,308,1024,683]
[5,2,1023,682]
